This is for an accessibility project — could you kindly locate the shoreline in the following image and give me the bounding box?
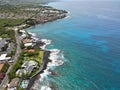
[26,50,51,90]
[3,5,68,89]
[15,18,65,90]
[26,32,64,90]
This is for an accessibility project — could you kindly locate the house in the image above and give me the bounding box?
[0,38,7,52]
[28,49,35,52]
[16,69,27,77]
[22,61,38,68]
[0,54,11,62]
[8,78,20,90]
[24,43,33,47]
[19,30,26,34]
[16,61,38,76]
[23,38,32,44]
[7,42,15,53]
[19,30,27,38]
[22,61,38,74]
[0,73,5,80]
[0,63,4,72]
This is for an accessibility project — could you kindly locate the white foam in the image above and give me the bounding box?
[40,39,51,49]
[41,39,51,45]
[40,68,51,82]
[48,49,64,67]
[41,86,52,90]
[47,60,64,67]
[28,32,36,36]
[29,37,65,90]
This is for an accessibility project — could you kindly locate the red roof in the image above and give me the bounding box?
[28,49,35,53]
[0,73,5,79]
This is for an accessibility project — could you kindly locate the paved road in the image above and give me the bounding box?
[0,28,21,89]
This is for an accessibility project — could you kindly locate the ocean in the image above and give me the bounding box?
[28,0,120,90]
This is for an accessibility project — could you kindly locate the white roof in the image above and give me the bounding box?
[20,30,26,33]
[21,34,27,37]
[0,54,7,61]
[6,57,11,60]
[24,43,32,47]
[0,54,11,61]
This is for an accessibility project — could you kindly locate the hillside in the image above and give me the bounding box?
[0,0,55,5]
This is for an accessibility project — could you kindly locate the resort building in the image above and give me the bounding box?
[8,78,20,90]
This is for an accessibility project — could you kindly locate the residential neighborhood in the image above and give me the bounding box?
[0,23,44,89]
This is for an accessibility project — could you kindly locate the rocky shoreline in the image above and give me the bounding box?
[25,32,64,90]
[26,50,51,90]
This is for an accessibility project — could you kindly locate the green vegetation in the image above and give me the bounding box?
[4,87,7,90]
[26,19,37,25]
[17,87,24,90]
[0,27,15,41]
[0,19,26,27]
[7,47,17,57]
[24,50,44,66]
[8,51,24,81]
[0,63,9,73]
[8,48,44,81]
[37,50,44,64]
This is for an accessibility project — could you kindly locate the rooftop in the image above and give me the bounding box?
[0,73,5,79]
[24,43,33,47]
[0,54,11,61]
[23,38,32,44]
[22,61,38,68]
[0,63,4,71]
[9,78,20,88]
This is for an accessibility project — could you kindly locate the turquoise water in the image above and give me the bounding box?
[28,1,120,90]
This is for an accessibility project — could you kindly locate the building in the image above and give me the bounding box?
[28,49,35,53]
[8,78,20,90]
[0,63,4,72]
[23,38,32,44]
[22,61,38,68]
[0,73,5,80]
[16,69,27,77]
[19,30,27,38]
[7,42,15,53]
[24,43,33,47]
[0,54,11,62]
[16,61,38,76]
[0,38,7,52]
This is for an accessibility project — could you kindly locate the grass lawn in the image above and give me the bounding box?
[24,50,44,65]
[37,50,44,64]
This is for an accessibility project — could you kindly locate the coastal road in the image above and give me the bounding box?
[0,28,22,88]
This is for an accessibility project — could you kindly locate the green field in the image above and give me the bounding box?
[0,19,26,27]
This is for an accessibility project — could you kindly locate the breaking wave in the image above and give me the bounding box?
[32,38,65,90]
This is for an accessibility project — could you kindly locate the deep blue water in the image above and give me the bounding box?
[28,1,120,90]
